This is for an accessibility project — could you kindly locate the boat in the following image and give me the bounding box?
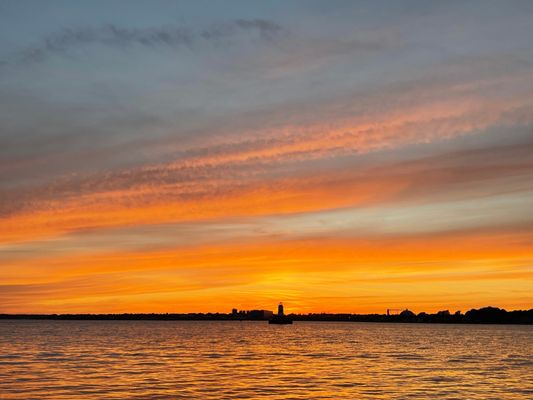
[268,303,293,324]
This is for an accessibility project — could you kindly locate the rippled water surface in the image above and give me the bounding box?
[0,320,532,399]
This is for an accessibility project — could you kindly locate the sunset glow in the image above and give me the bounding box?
[1,1,532,314]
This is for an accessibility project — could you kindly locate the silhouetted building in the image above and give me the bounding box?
[269,302,292,324]
[248,310,274,320]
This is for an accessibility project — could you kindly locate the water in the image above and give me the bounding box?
[0,320,531,399]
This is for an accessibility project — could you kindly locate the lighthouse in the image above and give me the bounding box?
[269,302,292,324]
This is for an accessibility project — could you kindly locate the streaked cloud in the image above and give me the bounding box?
[1,0,532,312]
[1,19,284,66]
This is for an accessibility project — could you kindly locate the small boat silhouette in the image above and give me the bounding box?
[269,303,293,324]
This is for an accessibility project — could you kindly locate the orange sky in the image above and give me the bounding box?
[1,2,533,314]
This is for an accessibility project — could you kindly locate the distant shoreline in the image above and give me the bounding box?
[1,306,532,324]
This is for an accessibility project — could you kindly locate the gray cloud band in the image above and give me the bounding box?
[3,19,283,66]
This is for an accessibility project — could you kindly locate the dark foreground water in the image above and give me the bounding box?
[0,320,532,399]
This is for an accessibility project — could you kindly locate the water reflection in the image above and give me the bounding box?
[0,321,532,399]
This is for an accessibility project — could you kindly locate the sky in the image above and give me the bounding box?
[1,0,533,314]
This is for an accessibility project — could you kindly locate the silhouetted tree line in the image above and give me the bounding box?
[290,307,533,324]
[1,306,532,324]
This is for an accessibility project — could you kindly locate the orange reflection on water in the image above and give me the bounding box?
[0,320,532,399]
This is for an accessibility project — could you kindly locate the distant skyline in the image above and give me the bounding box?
[1,0,533,313]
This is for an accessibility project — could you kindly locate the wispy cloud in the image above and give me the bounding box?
[2,19,284,66]
[2,122,533,245]
[1,1,533,312]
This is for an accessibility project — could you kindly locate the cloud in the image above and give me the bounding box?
[1,121,533,246]
[1,45,533,246]
[2,19,284,66]
[1,1,533,314]
[1,223,532,313]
